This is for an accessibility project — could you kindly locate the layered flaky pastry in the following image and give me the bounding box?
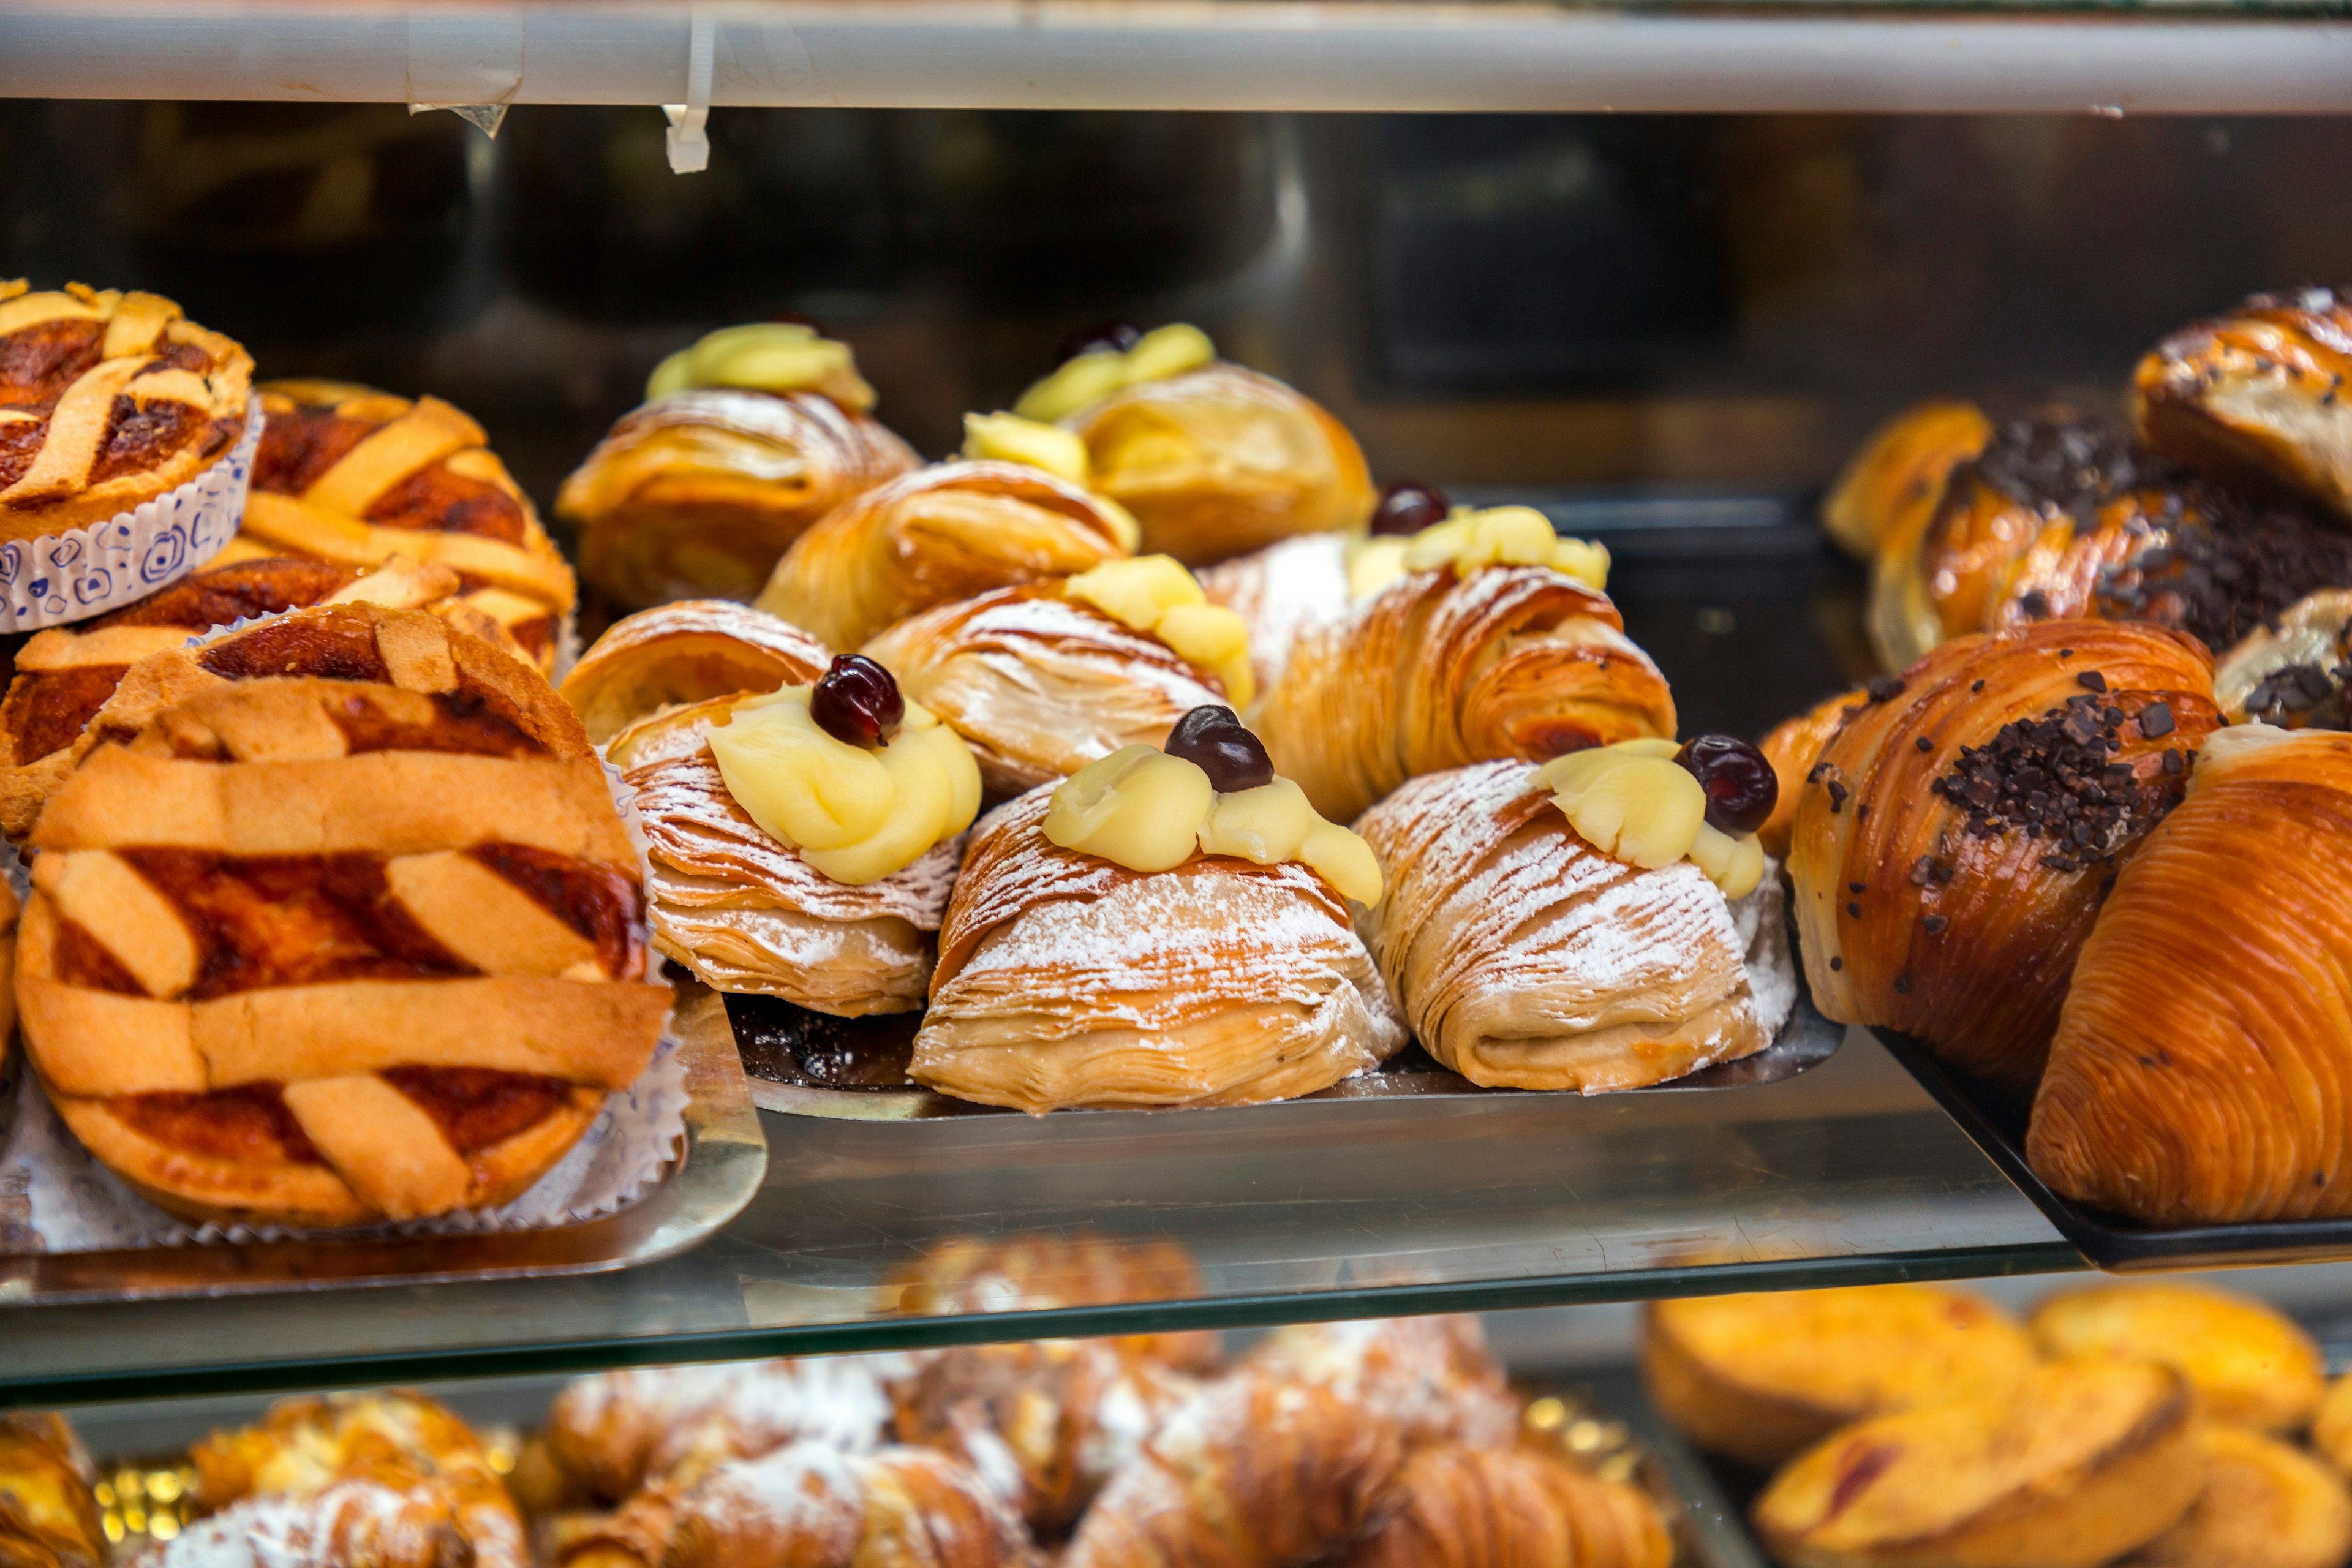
[230,380,577,673]
[1196,530,1355,703]
[864,584,1233,798]
[1792,620,2221,1095]
[2135,285,2352,520]
[1355,761,1793,1093]
[608,696,962,1015]
[559,388,918,608]
[2028,727,2352,1224]
[1338,1446,1672,1568]
[1820,398,1991,564]
[756,461,1136,654]
[910,786,1404,1112]
[15,603,668,1227]
[560,599,830,747]
[1068,363,1374,566]
[1261,562,1676,826]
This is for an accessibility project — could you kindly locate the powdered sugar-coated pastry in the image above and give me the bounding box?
[1197,532,1354,705]
[1354,752,1792,1093]
[560,599,830,746]
[755,459,1137,655]
[863,557,1250,798]
[129,1479,472,1568]
[886,1231,1223,1375]
[605,654,978,1015]
[911,707,1401,1112]
[1261,508,1672,824]
[1246,1315,1519,1452]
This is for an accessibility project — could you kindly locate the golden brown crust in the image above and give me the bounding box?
[1071,363,1373,566]
[2120,1424,2352,1568]
[559,388,920,608]
[2027,1283,2324,1433]
[1790,620,2220,1095]
[1261,564,1676,825]
[756,461,1135,654]
[1336,1446,1672,1568]
[0,1414,104,1568]
[560,600,831,746]
[1760,690,1863,860]
[2027,729,2352,1223]
[2136,286,2352,518]
[1822,399,1990,564]
[883,1232,1223,1374]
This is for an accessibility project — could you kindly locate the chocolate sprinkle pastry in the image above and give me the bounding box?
[1930,692,2187,872]
[2244,660,2352,729]
[2092,491,2352,655]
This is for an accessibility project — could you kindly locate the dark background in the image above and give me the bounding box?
[7,102,2347,731]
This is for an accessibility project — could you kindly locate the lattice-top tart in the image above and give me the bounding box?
[15,603,669,1228]
[0,281,253,537]
[224,380,577,673]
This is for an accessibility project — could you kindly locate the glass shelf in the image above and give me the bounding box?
[6,1,2352,116]
[0,1029,2079,1408]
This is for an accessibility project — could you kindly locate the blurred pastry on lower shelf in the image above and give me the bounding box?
[1642,1284,2038,1468]
[1335,1444,1672,1568]
[2027,726,2352,1224]
[0,1413,105,1568]
[2028,1281,2324,1433]
[1246,1316,1519,1451]
[2119,1423,2352,1568]
[884,1229,1222,1374]
[1751,1357,2202,1568]
[132,1479,474,1568]
[559,599,830,747]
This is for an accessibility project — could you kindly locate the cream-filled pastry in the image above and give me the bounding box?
[962,410,1098,489]
[1062,555,1255,708]
[911,706,1404,1112]
[610,654,978,1014]
[1355,741,1793,1093]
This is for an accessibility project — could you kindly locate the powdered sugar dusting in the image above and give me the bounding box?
[1198,533,1351,701]
[133,1480,447,1568]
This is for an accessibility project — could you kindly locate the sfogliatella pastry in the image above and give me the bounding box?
[130,1481,473,1568]
[232,380,577,673]
[0,1413,105,1568]
[608,652,979,1014]
[2028,1281,2324,1433]
[1262,506,1670,824]
[0,556,477,840]
[756,453,1138,655]
[1642,1285,2039,1468]
[560,599,829,747]
[2027,726,2352,1223]
[2135,286,2352,519]
[191,1392,526,1568]
[1819,398,1991,562]
[15,603,669,1226]
[2121,1424,2352,1568]
[1245,1316,1520,1452]
[1016,323,1373,565]
[864,556,1251,797]
[0,281,252,535]
[559,323,919,606]
[1790,620,2220,1095]
[884,1229,1223,1374]
[1354,744,1792,1092]
[1336,1446,1672,1568]
[911,706,1402,1111]
[1751,1357,2201,1568]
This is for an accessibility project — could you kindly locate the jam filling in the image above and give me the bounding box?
[251,404,374,496]
[0,318,105,405]
[89,394,208,485]
[328,687,543,759]
[4,663,130,763]
[0,418,43,491]
[380,1066,575,1153]
[199,616,391,684]
[470,842,646,978]
[365,464,529,546]
[97,559,357,631]
[113,1069,577,1167]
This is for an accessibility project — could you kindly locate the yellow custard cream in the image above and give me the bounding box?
[1014,323,1217,424]
[1348,507,1611,601]
[646,322,877,414]
[1044,744,1384,905]
[708,685,981,884]
[1063,556,1254,708]
[1536,739,1765,899]
[962,411,1092,487]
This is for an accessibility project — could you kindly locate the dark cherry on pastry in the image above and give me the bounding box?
[1675,734,1777,835]
[1369,480,1450,538]
[1164,704,1274,791]
[809,654,903,747]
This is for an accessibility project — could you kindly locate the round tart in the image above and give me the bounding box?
[228,380,577,673]
[15,603,669,1227]
[0,281,252,538]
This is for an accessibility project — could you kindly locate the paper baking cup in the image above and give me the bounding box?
[0,395,260,633]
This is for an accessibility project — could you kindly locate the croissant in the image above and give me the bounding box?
[560,600,831,746]
[1261,564,1675,826]
[1336,1446,1672,1568]
[864,586,1233,797]
[1066,363,1374,566]
[2026,726,2352,1223]
[133,1479,474,1568]
[660,1444,1042,1568]
[1353,762,1794,1091]
[1790,620,2220,1095]
[755,462,1137,654]
[1245,1315,1520,1451]
[1196,532,1355,703]
[559,388,919,608]
[1820,398,1991,562]
[2120,1425,2352,1568]
[1060,1371,1404,1568]
[884,1231,1223,1374]
[1759,688,1865,859]
[0,1414,104,1568]
[909,785,1405,1112]
[2135,286,2352,519]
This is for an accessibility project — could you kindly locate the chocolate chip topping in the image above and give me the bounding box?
[1930,692,2188,873]
[2139,701,2175,738]
[2244,660,2352,729]
[2091,492,2352,654]
[2077,671,2108,693]
[1865,676,1907,703]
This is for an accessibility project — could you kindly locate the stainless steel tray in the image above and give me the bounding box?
[0,981,767,1304]
[736,982,1843,1120]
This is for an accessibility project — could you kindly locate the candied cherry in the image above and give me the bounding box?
[810,655,906,747]
[1057,321,1143,364]
[1370,479,1450,537]
[1165,705,1275,792]
[1673,734,1777,836]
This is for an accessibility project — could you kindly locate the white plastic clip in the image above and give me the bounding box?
[663,7,717,174]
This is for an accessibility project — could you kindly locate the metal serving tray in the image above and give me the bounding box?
[733,980,1843,1120]
[0,981,767,1304]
